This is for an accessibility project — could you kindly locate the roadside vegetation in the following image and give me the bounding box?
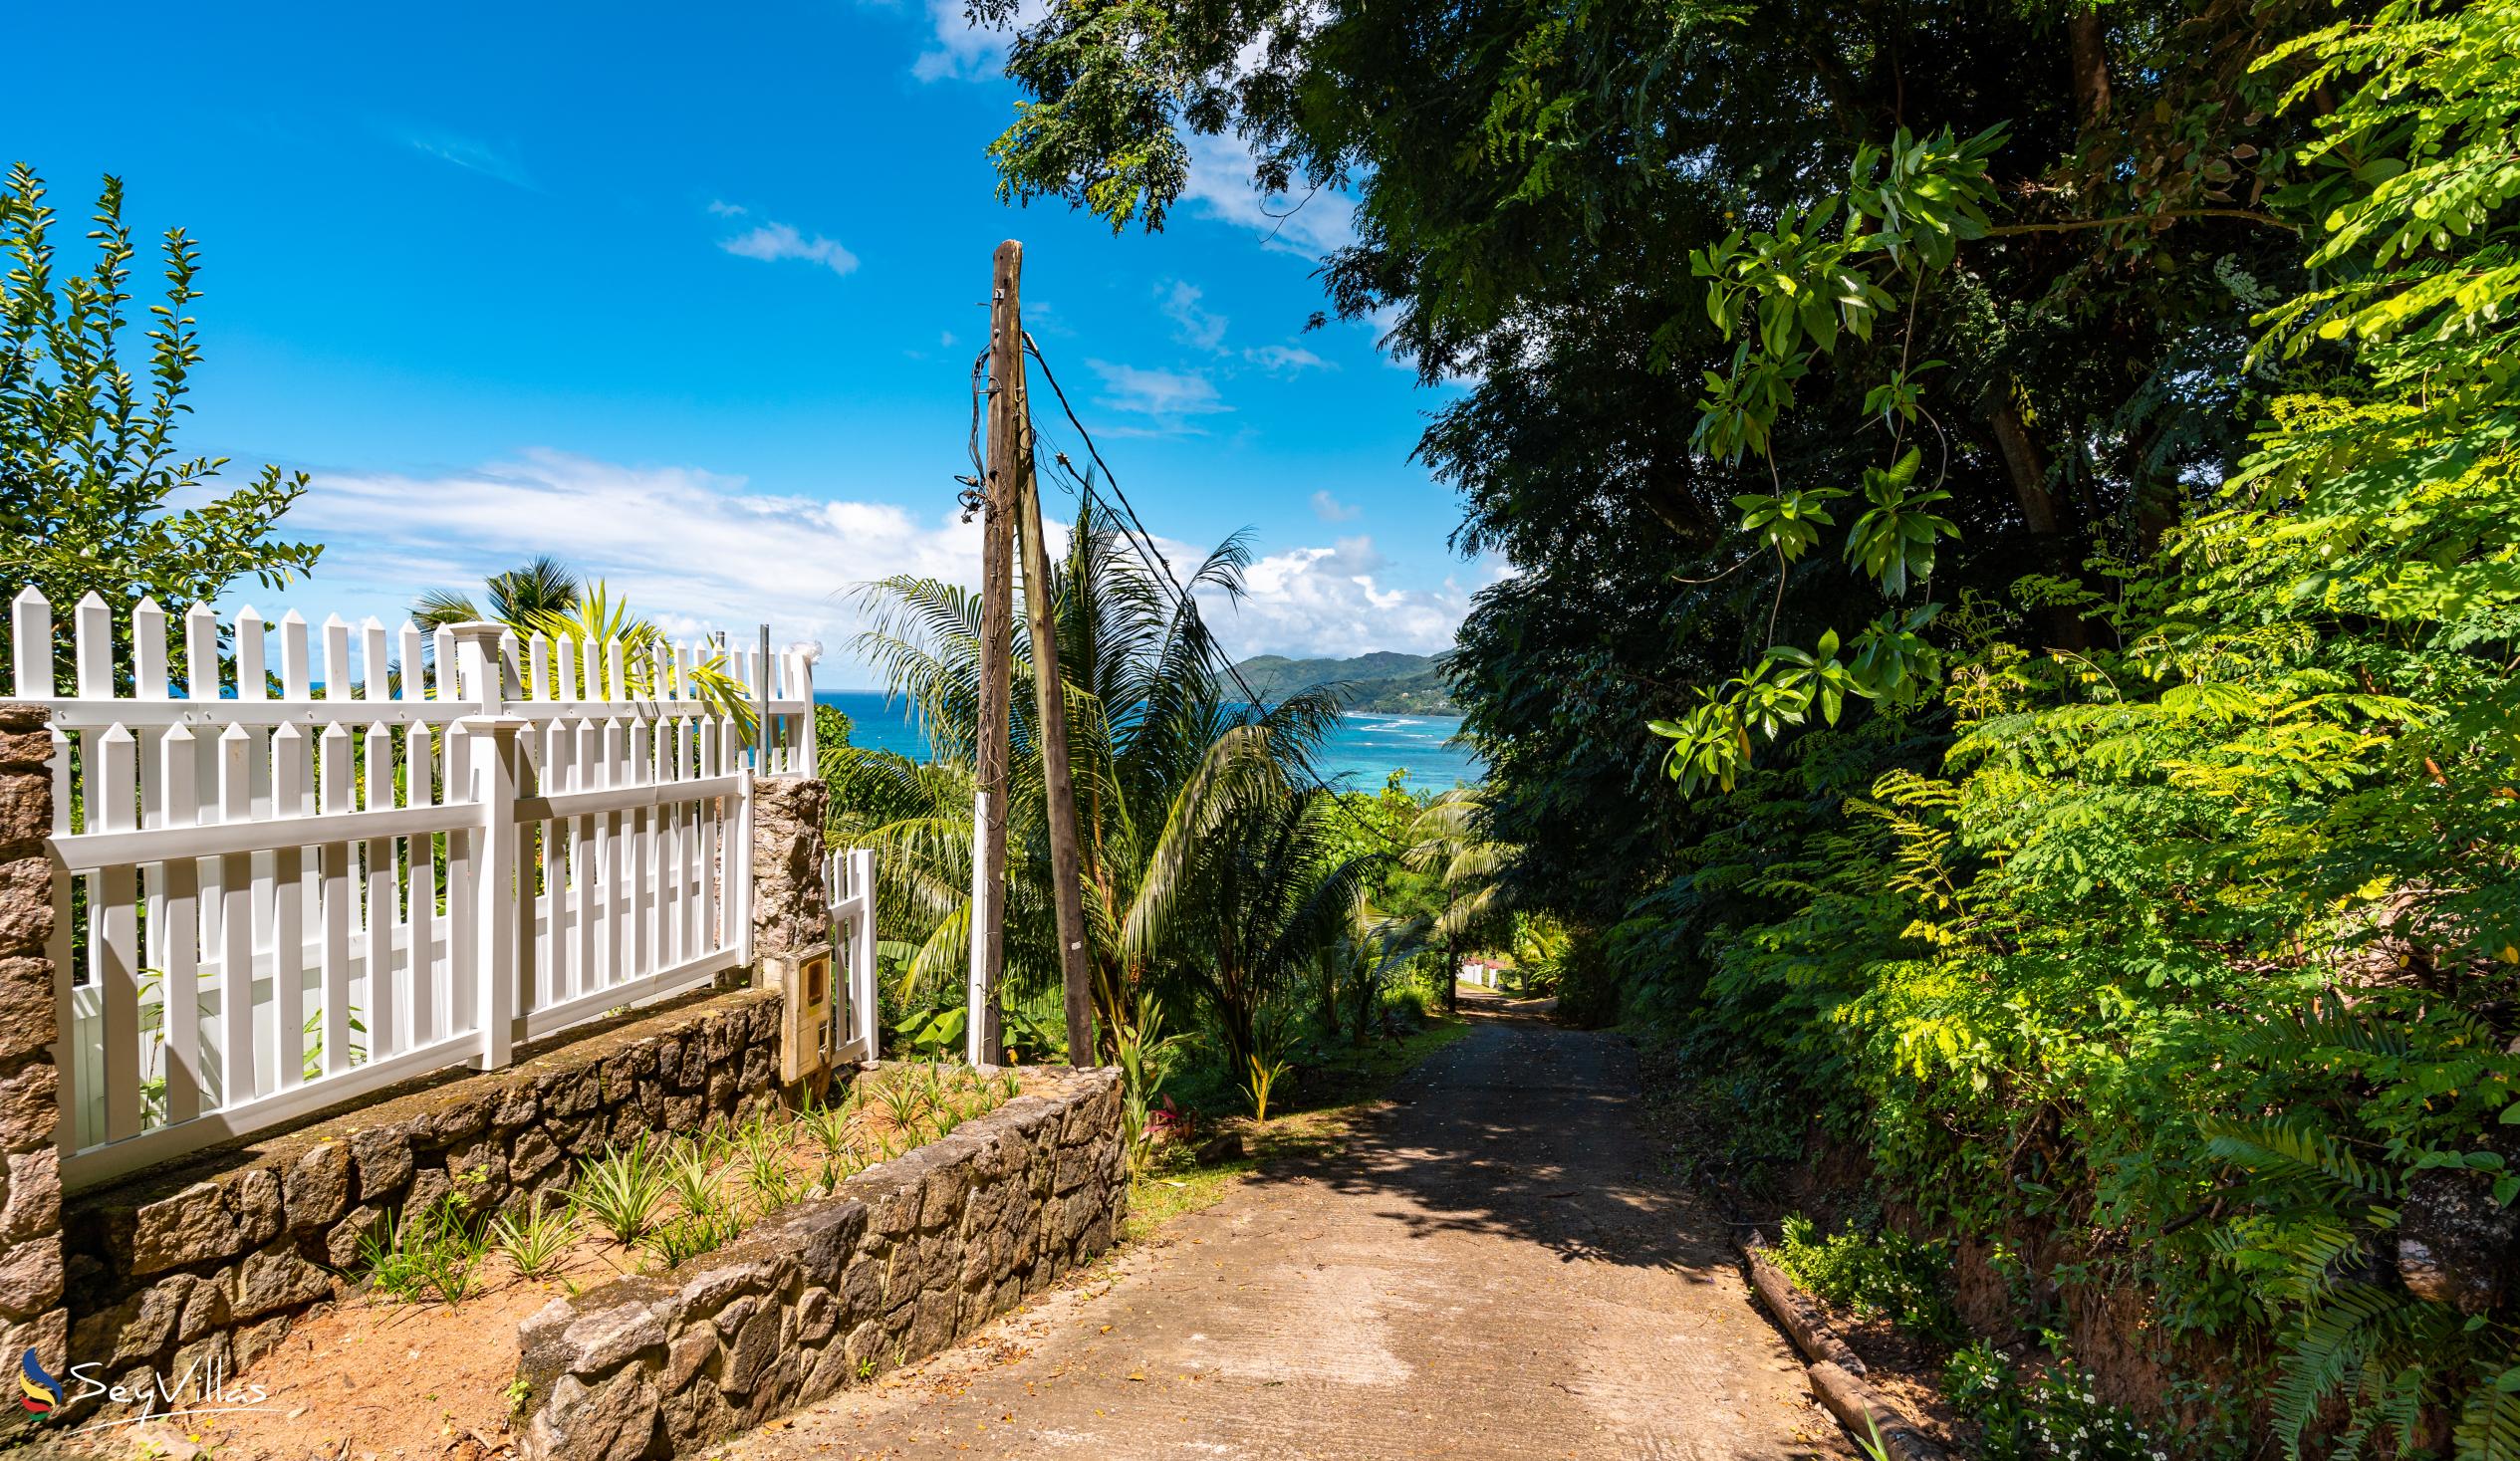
[817,498,1515,1152]
[977,0,2520,1451]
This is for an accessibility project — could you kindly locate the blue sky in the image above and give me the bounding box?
[13,1,1489,687]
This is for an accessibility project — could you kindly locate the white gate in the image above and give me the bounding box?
[826,847,880,1064]
[14,588,824,1190]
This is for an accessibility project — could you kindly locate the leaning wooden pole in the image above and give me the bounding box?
[1012,346,1099,1067]
[968,240,1021,1066]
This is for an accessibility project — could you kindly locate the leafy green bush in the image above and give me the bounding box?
[1943,1342,2168,1461]
[1773,1213,1960,1342]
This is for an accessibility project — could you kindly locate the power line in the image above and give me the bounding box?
[1018,334,1409,854]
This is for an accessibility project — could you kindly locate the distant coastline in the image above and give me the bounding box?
[815,688,1483,793]
[1224,650,1458,715]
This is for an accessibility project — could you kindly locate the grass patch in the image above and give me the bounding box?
[1123,1013,1472,1241]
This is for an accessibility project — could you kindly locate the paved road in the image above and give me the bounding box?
[723,1008,1841,1461]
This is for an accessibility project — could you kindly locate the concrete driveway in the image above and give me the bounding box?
[719,1009,1842,1461]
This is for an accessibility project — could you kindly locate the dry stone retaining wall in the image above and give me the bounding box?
[56,988,788,1425]
[515,1067,1128,1459]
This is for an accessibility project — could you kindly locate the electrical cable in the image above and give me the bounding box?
[1018,333,1411,853]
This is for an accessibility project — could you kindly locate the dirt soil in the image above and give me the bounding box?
[719,1001,1851,1461]
[41,1069,1040,1461]
[211,1244,640,1461]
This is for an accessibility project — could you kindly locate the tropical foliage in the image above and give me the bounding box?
[1,163,320,683]
[415,559,756,732]
[833,498,1424,1073]
[981,0,2520,1450]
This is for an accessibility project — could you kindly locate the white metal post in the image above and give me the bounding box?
[450,622,525,1071]
[966,790,992,1067]
[851,847,879,1060]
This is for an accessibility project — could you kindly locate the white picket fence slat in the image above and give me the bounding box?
[827,847,880,1065]
[11,587,848,1191]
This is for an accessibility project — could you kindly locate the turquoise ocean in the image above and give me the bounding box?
[815,691,1484,795]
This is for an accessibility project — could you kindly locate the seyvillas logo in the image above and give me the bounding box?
[12,1342,271,1431]
[18,1348,62,1417]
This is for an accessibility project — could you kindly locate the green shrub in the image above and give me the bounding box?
[488,1194,578,1279]
[1773,1213,1961,1341]
[360,1198,488,1306]
[573,1135,671,1245]
[1942,1342,2168,1461]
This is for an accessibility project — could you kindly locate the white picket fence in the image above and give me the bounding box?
[12,587,839,1190]
[826,847,880,1064]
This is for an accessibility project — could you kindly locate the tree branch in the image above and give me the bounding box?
[1988,207,2297,237]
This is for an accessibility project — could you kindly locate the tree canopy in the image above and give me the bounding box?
[981,0,2520,1448]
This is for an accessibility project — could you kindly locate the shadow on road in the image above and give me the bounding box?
[1239,1009,1740,1279]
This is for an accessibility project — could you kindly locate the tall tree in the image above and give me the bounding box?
[978,0,2317,918]
[0,165,320,682]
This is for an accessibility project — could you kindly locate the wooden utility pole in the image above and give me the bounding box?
[1013,344,1098,1068]
[968,241,1021,1066]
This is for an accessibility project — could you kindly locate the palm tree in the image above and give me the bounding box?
[1403,789,1515,1013]
[841,498,1348,1060]
[412,556,581,630]
[1126,783,1387,1075]
[412,561,751,730]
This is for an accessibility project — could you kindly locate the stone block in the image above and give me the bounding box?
[233,1248,330,1320]
[677,1259,777,1317]
[555,1301,668,1376]
[0,957,57,1064]
[127,1181,242,1277]
[721,1300,783,1395]
[349,1122,415,1201]
[176,1272,230,1342]
[282,1140,352,1231]
[430,1091,493,1145]
[233,1313,292,1372]
[404,1166,451,1218]
[325,1205,385,1270]
[228,1167,284,1248]
[0,1059,56,1153]
[0,861,56,952]
[664,1323,717,1392]
[907,1289,956,1354]
[526,1367,661,1461]
[509,1126,561,1182]
[795,1287,837,1344]
[492,1083,541,1129]
[544,1068,600,1119]
[2,1146,59,1239]
[69,1277,181,1369]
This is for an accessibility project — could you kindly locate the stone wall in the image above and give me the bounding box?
[749,774,831,961]
[0,704,66,1427]
[57,989,789,1424]
[515,1067,1127,1459]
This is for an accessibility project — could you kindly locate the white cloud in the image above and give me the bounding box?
[707,199,748,217]
[910,0,1041,81]
[1180,131,1357,257]
[286,451,985,686]
[1310,490,1360,523]
[277,451,1477,678]
[400,129,533,189]
[1246,344,1330,374]
[1196,536,1467,657]
[1159,281,1229,353]
[718,219,861,277]
[1084,360,1230,435]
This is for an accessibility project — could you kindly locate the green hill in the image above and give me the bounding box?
[1228,651,1458,714]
